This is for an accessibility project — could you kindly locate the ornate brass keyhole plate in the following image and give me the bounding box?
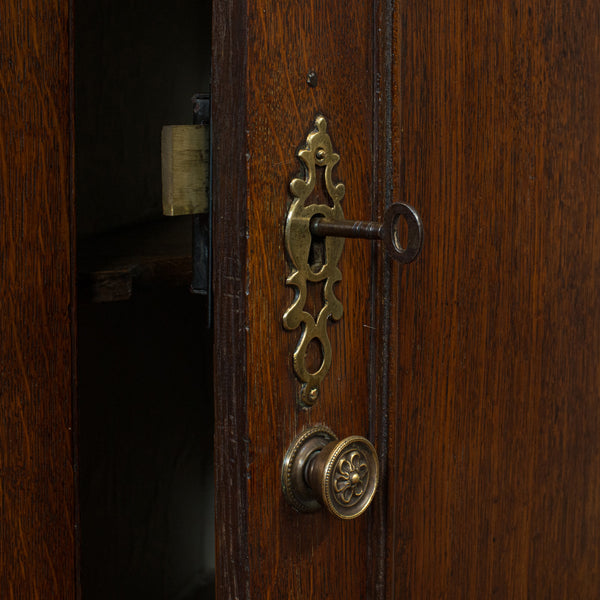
[284,116,423,407]
[283,116,345,407]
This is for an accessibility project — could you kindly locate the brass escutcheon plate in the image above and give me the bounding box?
[283,116,345,407]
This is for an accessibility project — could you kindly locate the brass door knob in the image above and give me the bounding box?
[282,425,379,519]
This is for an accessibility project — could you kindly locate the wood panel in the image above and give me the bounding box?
[245,4,372,596]
[212,1,391,597]
[0,1,77,598]
[391,2,600,597]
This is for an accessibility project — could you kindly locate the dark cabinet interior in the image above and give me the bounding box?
[75,2,214,598]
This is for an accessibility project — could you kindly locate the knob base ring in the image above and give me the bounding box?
[282,425,337,513]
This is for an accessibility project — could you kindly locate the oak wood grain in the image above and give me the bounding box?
[213,1,382,597]
[0,1,77,598]
[390,2,600,597]
[212,1,250,597]
[214,1,600,598]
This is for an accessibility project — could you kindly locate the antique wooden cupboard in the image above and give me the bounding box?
[2,1,600,598]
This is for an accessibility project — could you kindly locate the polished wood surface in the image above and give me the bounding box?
[213,1,386,597]
[212,2,250,598]
[390,2,600,597]
[215,1,600,598]
[0,1,77,598]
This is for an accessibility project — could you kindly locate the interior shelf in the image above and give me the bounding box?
[77,217,193,303]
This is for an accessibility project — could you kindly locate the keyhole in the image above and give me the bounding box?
[308,214,327,272]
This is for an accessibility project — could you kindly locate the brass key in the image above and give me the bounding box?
[310,202,423,264]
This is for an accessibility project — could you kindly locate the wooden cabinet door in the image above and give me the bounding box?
[212,2,396,598]
[3,2,600,598]
[0,2,77,598]
[212,1,600,598]
[393,3,600,597]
